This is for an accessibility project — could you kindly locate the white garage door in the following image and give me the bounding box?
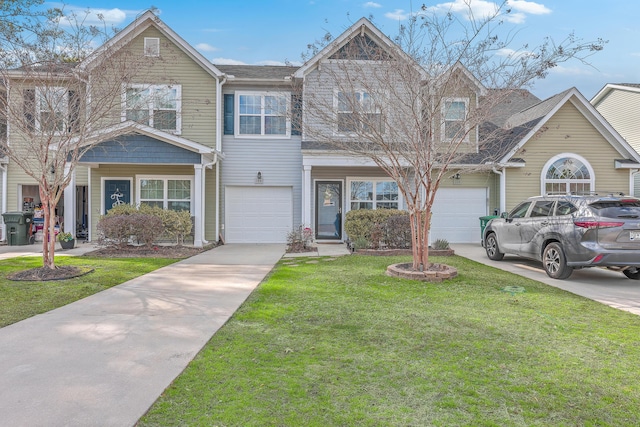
[431,188,488,243]
[225,186,293,243]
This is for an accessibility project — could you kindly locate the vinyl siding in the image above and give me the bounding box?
[594,89,640,154]
[88,164,217,241]
[505,102,630,210]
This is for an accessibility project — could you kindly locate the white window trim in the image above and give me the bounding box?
[540,153,596,195]
[235,91,291,139]
[136,175,194,214]
[440,97,469,143]
[144,37,160,57]
[122,84,182,134]
[334,89,383,136]
[345,177,403,213]
[35,86,68,134]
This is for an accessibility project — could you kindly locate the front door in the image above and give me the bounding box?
[104,180,131,214]
[316,181,342,240]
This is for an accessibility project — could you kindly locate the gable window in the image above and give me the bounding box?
[349,179,399,210]
[138,176,193,212]
[442,98,468,141]
[337,91,382,134]
[144,37,160,56]
[542,154,594,194]
[236,92,289,137]
[124,84,181,133]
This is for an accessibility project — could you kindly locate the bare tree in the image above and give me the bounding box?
[299,2,605,271]
[0,7,159,269]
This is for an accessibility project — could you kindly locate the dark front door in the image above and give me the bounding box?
[316,181,342,240]
[104,180,131,214]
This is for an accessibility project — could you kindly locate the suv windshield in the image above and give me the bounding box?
[589,199,640,218]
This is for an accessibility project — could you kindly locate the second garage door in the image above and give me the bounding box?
[430,188,488,243]
[225,186,293,243]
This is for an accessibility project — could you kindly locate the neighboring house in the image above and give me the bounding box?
[591,83,640,196]
[2,14,639,246]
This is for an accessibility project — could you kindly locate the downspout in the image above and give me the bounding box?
[1,162,6,242]
[200,153,218,245]
[492,167,506,214]
[213,74,227,242]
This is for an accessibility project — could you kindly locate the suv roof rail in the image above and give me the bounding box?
[544,191,628,197]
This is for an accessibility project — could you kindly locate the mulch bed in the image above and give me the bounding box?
[8,266,94,281]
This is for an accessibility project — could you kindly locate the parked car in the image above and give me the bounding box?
[482,194,640,280]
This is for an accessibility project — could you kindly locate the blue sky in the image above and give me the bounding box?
[50,0,640,100]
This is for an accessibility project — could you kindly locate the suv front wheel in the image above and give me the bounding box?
[485,233,504,261]
[543,242,573,280]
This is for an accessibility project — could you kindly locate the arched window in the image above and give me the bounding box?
[541,154,594,195]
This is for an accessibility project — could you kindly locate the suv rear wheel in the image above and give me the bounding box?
[623,267,640,280]
[543,242,573,279]
[485,233,504,261]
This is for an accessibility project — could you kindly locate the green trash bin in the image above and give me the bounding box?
[479,215,499,244]
[2,211,34,245]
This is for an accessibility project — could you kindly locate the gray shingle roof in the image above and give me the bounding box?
[215,65,299,81]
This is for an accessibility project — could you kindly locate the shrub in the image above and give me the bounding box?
[97,213,163,248]
[286,225,314,252]
[433,238,450,250]
[102,204,193,245]
[344,209,411,249]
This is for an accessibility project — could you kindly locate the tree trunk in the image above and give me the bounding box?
[39,187,56,270]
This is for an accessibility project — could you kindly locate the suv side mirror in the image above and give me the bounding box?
[500,212,509,219]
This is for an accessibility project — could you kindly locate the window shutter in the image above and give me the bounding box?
[68,90,80,133]
[23,89,35,131]
[224,94,234,135]
[291,94,302,136]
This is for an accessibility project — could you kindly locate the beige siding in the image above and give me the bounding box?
[88,164,217,241]
[505,102,630,210]
[595,90,640,154]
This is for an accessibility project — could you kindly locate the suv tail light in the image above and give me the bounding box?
[574,220,624,229]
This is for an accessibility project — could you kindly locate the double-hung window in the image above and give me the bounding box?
[337,91,382,134]
[442,98,468,141]
[36,87,69,133]
[138,176,192,212]
[237,92,289,137]
[124,84,181,133]
[349,179,399,210]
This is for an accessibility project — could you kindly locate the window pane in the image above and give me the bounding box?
[168,180,190,199]
[239,95,261,114]
[338,113,358,132]
[445,120,463,139]
[351,181,373,201]
[351,201,373,210]
[509,202,531,218]
[445,101,466,120]
[376,202,398,209]
[126,109,149,124]
[265,95,286,115]
[239,116,261,134]
[265,116,286,135]
[154,87,177,109]
[140,201,163,209]
[376,181,398,201]
[140,179,163,199]
[338,92,354,112]
[153,110,176,130]
[168,201,190,211]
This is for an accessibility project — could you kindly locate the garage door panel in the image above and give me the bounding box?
[225,186,293,243]
[431,188,488,243]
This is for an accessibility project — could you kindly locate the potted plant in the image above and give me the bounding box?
[58,232,75,249]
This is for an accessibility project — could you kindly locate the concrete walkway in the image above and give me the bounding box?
[0,243,285,427]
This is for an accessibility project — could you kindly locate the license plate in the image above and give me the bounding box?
[631,231,640,241]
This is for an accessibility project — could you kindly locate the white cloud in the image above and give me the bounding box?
[195,43,218,52]
[364,2,382,8]
[496,47,536,59]
[211,57,247,65]
[56,6,132,27]
[507,0,551,15]
[385,9,410,21]
[548,65,594,76]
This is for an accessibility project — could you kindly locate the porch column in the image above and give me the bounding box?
[193,164,203,248]
[303,165,312,226]
[63,164,76,235]
[499,168,506,214]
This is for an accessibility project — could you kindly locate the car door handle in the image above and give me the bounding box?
[515,223,521,226]
[541,221,549,226]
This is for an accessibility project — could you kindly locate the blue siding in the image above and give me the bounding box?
[79,134,201,164]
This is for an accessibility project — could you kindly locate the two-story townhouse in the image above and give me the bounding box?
[591,84,640,196]
[1,11,225,246]
[293,18,640,244]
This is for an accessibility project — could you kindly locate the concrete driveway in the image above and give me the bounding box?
[453,243,640,316]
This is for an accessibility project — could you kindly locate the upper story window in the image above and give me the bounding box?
[36,87,68,133]
[442,98,468,141]
[144,37,160,57]
[124,84,181,133]
[236,92,289,137]
[337,91,382,134]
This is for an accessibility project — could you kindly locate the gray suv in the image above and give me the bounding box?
[483,194,640,280]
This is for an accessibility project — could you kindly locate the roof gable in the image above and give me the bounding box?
[80,10,222,79]
[591,83,640,106]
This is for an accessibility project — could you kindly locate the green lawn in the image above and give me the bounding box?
[0,256,178,327]
[139,255,640,426]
